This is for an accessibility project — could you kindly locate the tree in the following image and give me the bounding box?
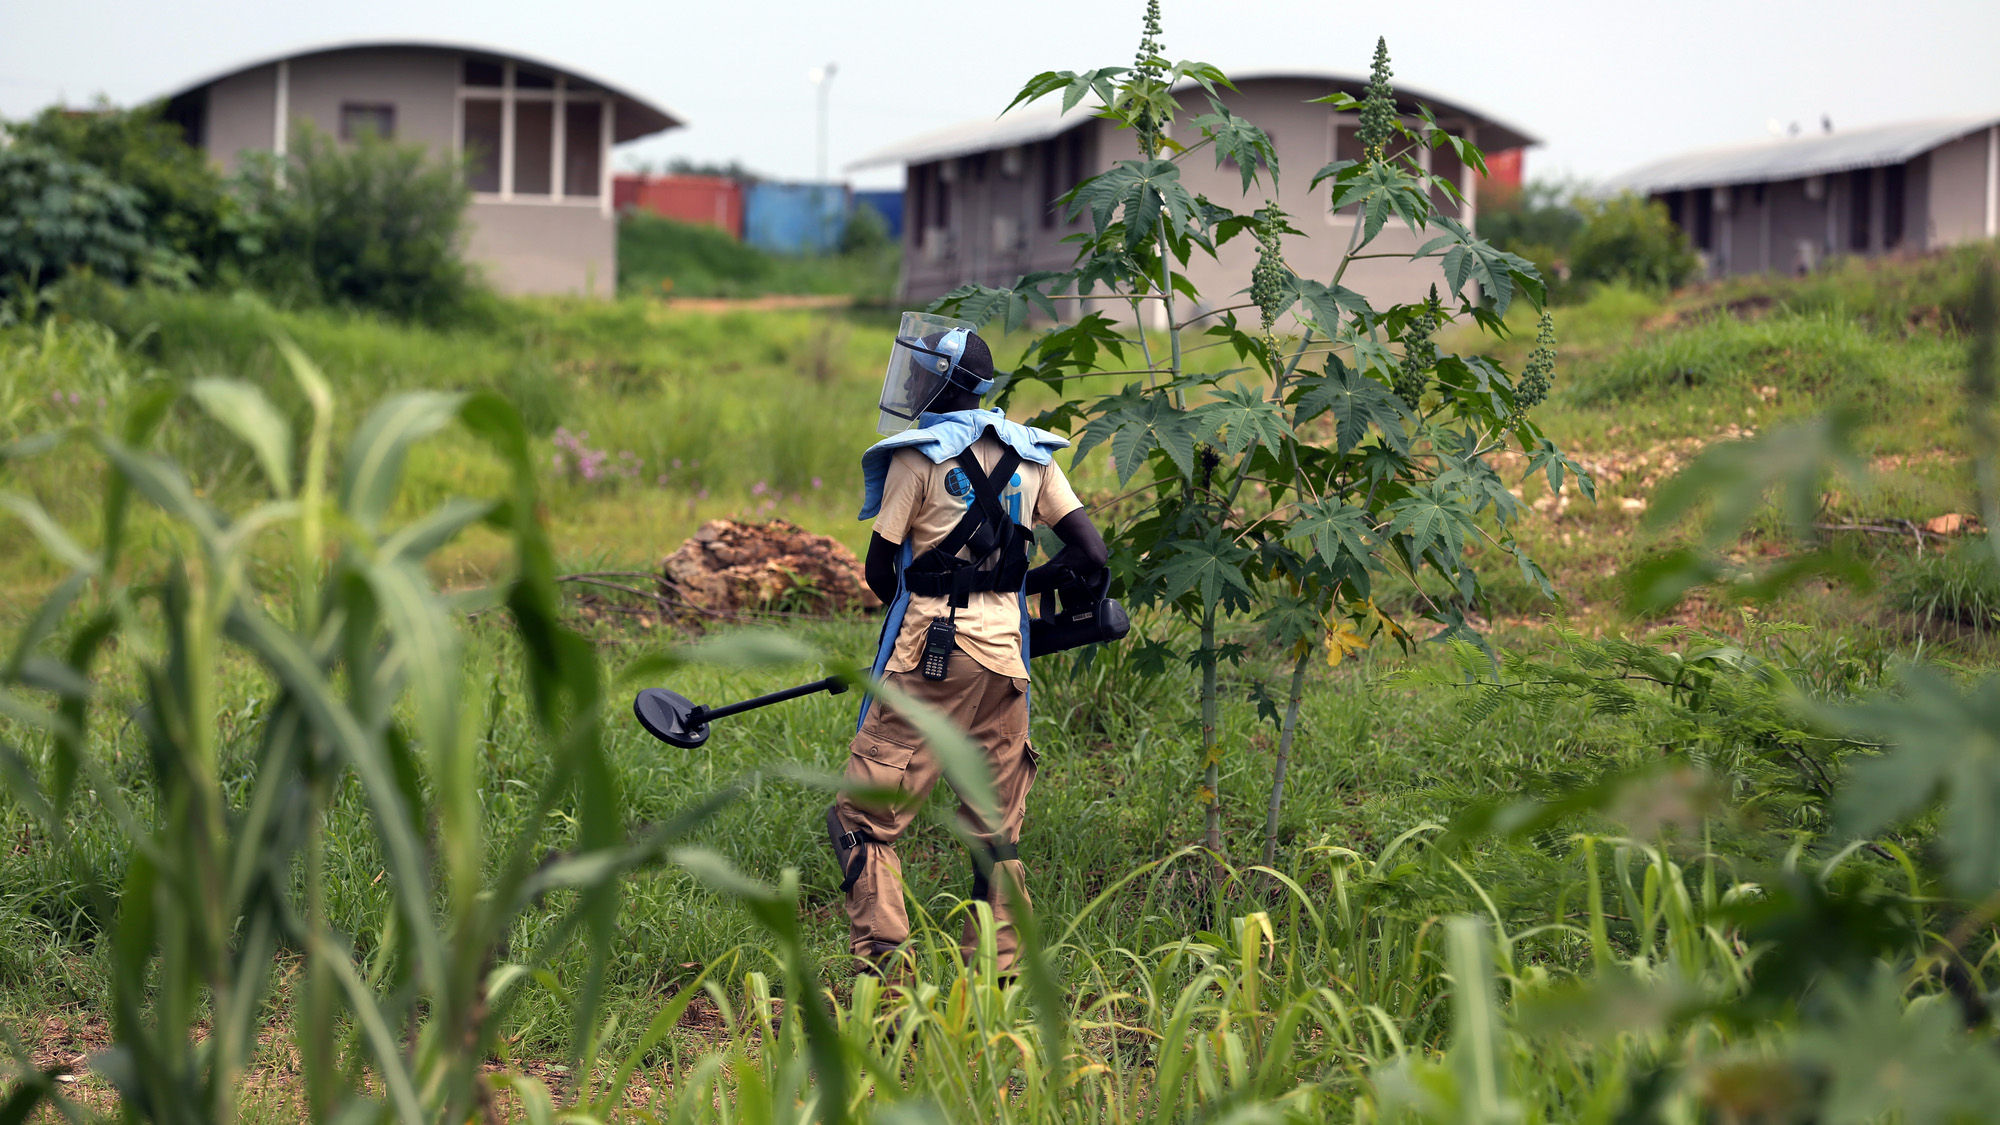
[0,143,191,314]
[935,10,1592,870]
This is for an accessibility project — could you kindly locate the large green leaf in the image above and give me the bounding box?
[1073,386,1199,484]
[1413,217,1546,316]
[189,378,293,498]
[1066,159,1198,253]
[1648,410,1863,547]
[1291,360,1409,455]
[1385,483,1479,566]
[1151,534,1258,613]
[1829,667,2000,894]
[341,392,466,534]
[1193,385,1293,459]
[1286,499,1378,575]
[1191,99,1278,193]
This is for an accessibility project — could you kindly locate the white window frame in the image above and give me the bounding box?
[457,60,613,214]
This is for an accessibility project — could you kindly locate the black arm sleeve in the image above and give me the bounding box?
[864,532,901,605]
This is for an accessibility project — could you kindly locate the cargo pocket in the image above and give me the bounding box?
[847,731,920,800]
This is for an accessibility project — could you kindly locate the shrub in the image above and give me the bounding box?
[838,203,890,255]
[234,125,473,321]
[1893,541,2000,631]
[1477,178,1586,299]
[1569,192,1700,291]
[6,101,244,281]
[0,144,190,314]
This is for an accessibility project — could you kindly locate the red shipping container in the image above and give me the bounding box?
[614,174,744,239]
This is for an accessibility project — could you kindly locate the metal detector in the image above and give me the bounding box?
[632,677,849,750]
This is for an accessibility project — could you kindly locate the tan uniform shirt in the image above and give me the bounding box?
[872,435,1083,679]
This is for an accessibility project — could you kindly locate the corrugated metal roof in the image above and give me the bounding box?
[155,38,684,143]
[1605,115,2000,195]
[844,70,1537,171]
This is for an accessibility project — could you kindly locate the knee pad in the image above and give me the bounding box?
[967,839,1020,903]
[827,805,876,893]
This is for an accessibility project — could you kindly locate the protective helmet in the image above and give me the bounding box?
[876,311,994,435]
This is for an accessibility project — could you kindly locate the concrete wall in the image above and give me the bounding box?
[899,77,1495,318]
[204,64,279,174]
[194,46,618,297]
[283,47,459,151]
[1928,128,1993,246]
[465,201,615,298]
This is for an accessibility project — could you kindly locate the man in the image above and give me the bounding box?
[828,313,1108,978]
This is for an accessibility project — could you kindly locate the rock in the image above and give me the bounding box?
[1924,513,1966,535]
[661,519,880,616]
[1619,497,1648,513]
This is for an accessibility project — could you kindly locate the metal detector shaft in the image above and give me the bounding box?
[691,675,848,724]
[633,676,849,749]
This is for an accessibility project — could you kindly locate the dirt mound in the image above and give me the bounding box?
[660,519,880,616]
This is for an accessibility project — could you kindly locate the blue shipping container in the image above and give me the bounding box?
[743,182,849,256]
[853,189,904,239]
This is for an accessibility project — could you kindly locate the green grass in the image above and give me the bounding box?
[616,213,900,300]
[4,246,2000,1120]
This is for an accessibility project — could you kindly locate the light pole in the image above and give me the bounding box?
[808,62,838,184]
[808,63,838,253]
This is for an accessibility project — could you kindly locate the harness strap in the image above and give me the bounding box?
[907,442,1032,607]
[968,839,1022,903]
[932,446,1023,561]
[837,825,878,893]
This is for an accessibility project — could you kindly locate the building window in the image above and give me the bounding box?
[462,100,502,193]
[340,103,396,141]
[1883,164,1906,249]
[459,61,609,204]
[1692,190,1714,251]
[1849,169,1872,251]
[564,102,603,197]
[464,58,503,87]
[513,101,554,196]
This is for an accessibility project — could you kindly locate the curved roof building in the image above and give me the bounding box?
[848,71,1536,311]
[161,40,684,296]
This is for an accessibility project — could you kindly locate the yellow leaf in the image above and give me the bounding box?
[1324,621,1369,667]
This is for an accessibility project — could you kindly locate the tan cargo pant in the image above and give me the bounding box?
[832,654,1038,973]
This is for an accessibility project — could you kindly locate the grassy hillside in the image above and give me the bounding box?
[616,213,900,300]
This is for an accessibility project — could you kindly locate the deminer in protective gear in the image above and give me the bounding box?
[829,312,1109,979]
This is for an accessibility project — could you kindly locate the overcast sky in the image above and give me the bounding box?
[3,0,1996,191]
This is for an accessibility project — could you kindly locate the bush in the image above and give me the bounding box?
[234,125,474,321]
[1893,541,2000,631]
[838,203,890,255]
[1477,179,1585,299]
[6,101,244,282]
[1569,192,1700,292]
[0,144,190,314]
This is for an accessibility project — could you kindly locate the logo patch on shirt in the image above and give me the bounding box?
[944,468,971,497]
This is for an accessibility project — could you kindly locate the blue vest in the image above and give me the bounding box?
[857,409,1070,728]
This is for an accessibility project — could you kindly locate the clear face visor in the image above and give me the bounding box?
[877,311,977,435]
